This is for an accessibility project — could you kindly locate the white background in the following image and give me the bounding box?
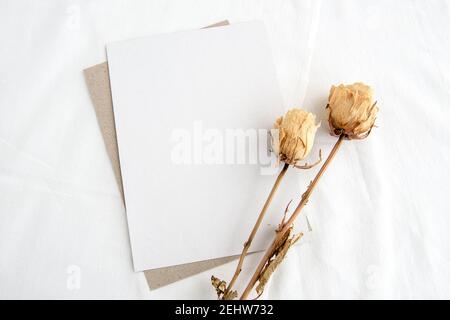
[0,0,449,299]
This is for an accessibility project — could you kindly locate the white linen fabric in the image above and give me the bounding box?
[0,0,449,299]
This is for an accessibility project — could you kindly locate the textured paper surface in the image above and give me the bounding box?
[84,21,237,289]
[107,21,287,271]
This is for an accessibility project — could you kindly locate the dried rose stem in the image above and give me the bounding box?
[224,162,289,296]
[240,135,345,300]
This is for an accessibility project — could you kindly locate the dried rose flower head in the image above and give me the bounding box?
[327,82,378,139]
[272,108,320,165]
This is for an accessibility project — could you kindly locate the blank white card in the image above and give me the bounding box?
[107,22,298,271]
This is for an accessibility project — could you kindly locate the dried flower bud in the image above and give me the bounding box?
[327,82,378,139]
[272,109,319,165]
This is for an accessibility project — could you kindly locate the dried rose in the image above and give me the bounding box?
[272,109,320,165]
[327,82,378,139]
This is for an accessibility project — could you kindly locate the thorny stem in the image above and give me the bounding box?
[240,135,345,300]
[224,162,289,297]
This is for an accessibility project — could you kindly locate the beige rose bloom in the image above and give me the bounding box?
[272,109,319,165]
[327,82,378,139]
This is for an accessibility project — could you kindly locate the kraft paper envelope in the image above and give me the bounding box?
[83,21,238,290]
